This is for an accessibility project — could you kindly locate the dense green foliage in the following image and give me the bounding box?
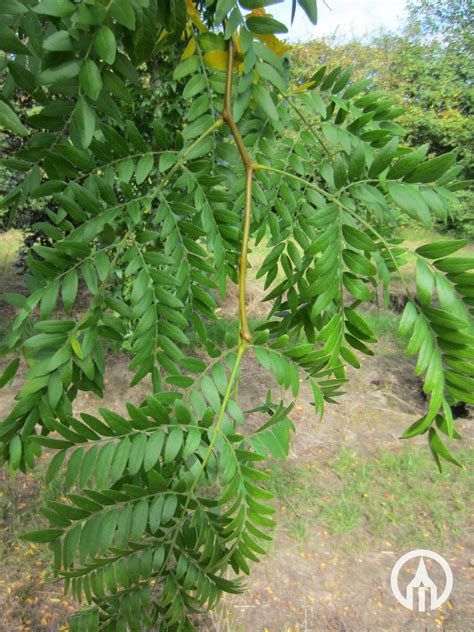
[292,0,474,237]
[407,0,473,55]
[0,0,473,629]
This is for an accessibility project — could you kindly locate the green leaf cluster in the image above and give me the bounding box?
[0,0,472,628]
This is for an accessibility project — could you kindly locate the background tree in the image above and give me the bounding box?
[406,0,474,55]
[293,0,474,237]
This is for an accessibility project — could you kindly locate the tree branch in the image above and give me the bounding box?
[222,39,253,343]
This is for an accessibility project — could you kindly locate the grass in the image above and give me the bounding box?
[397,223,474,283]
[362,309,400,340]
[269,445,473,550]
[0,229,23,274]
[400,224,474,253]
[0,229,24,344]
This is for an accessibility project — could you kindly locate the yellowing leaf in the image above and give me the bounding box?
[256,33,292,57]
[234,31,242,54]
[294,80,316,93]
[203,51,228,71]
[181,37,196,60]
[247,7,266,17]
[203,49,242,72]
[158,29,168,43]
[186,0,207,32]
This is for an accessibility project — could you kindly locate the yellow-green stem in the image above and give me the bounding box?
[189,342,246,494]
